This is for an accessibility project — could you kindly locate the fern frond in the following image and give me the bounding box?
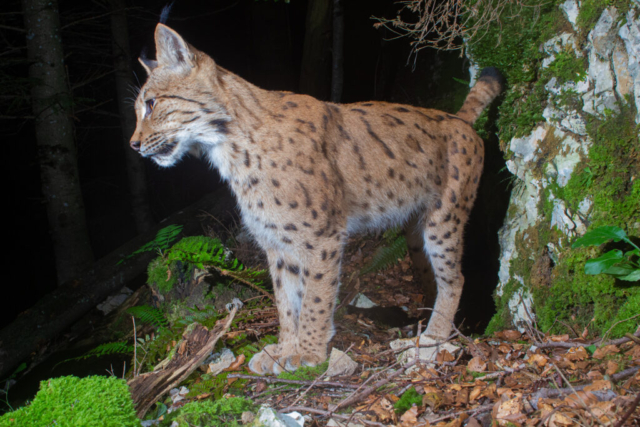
[56,342,133,367]
[119,224,183,264]
[126,305,169,328]
[360,235,408,275]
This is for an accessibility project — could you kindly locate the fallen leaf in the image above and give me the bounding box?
[399,405,419,426]
[467,356,487,372]
[564,390,598,408]
[593,344,620,359]
[550,334,570,342]
[503,330,522,341]
[584,379,612,392]
[565,346,588,361]
[605,360,618,376]
[224,354,245,371]
[528,353,548,368]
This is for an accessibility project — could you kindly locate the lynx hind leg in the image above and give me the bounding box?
[248,250,302,375]
[421,198,470,340]
[405,215,437,310]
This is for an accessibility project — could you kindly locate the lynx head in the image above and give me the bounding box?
[130,24,231,167]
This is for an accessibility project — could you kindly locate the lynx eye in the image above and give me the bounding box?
[145,98,156,117]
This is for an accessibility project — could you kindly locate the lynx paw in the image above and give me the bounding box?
[248,346,325,375]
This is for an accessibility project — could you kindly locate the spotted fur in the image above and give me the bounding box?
[131,24,503,375]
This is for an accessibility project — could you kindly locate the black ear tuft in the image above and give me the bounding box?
[159,2,174,24]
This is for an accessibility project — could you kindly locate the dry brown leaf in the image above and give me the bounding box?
[584,379,612,391]
[586,370,604,380]
[466,417,482,427]
[224,354,245,371]
[565,346,588,361]
[605,360,618,376]
[494,395,524,426]
[550,334,570,342]
[371,397,394,421]
[548,412,574,426]
[592,344,620,359]
[467,356,487,372]
[469,386,483,403]
[563,390,599,408]
[528,353,548,368]
[399,405,419,426]
[437,349,455,362]
[502,330,522,341]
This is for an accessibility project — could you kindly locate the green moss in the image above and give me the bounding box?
[277,361,329,383]
[159,397,255,427]
[512,106,639,337]
[576,0,632,34]
[0,376,139,427]
[147,256,178,294]
[394,387,422,414]
[468,0,567,143]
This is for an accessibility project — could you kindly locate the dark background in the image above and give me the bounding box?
[1,0,509,332]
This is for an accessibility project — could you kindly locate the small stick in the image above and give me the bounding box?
[613,391,640,427]
[227,374,359,389]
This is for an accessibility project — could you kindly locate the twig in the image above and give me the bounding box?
[132,315,137,377]
[332,359,417,411]
[535,329,640,349]
[614,392,640,427]
[428,403,494,423]
[284,343,355,410]
[227,374,359,389]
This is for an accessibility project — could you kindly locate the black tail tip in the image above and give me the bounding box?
[479,67,505,87]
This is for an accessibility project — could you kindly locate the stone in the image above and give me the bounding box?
[349,293,377,308]
[550,199,576,235]
[325,348,358,377]
[619,9,640,122]
[203,348,235,376]
[541,33,581,69]
[391,335,460,370]
[96,287,133,315]
[253,405,304,427]
[613,40,633,98]
[507,288,535,331]
[578,198,593,216]
[560,0,579,29]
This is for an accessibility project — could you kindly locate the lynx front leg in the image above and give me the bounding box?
[248,250,303,375]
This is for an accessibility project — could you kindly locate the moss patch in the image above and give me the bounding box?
[159,397,254,427]
[0,376,139,427]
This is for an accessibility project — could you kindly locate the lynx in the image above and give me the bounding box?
[131,24,503,375]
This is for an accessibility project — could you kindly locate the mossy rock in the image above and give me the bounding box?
[0,376,139,427]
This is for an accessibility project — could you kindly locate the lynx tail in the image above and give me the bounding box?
[456,67,504,125]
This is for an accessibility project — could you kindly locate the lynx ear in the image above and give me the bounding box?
[138,57,158,75]
[154,24,195,71]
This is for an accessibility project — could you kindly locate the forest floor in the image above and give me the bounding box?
[165,233,640,427]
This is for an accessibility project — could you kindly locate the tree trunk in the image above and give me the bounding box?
[22,0,94,284]
[330,0,344,103]
[0,188,236,381]
[299,0,332,99]
[109,0,155,234]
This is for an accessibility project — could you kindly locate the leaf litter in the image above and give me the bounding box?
[161,235,640,426]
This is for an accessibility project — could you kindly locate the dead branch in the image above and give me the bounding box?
[283,406,387,426]
[127,304,239,418]
[535,329,640,349]
[226,374,360,389]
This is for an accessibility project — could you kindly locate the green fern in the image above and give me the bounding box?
[174,304,224,329]
[126,305,169,328]
[118,224,183,264]
[360,235,408,275]
[56,342,134,368]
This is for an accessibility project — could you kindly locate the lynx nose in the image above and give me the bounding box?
[130,140,141,151]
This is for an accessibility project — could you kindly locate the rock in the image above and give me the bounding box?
[583,7,620,116]
[169,386,189,404]
[252,405,304,427]
[203,348,235,375]
[550,199,576,235]
[391,335,460,370]
[541,33,581,68]
[242,411,256,424]
[619,9,640,122]
[349,293,377,308]
[613,40,633,98]
[325,348,358,377]
[560,0,579,30]
[96,287,133,315]
[506,288,535,331]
